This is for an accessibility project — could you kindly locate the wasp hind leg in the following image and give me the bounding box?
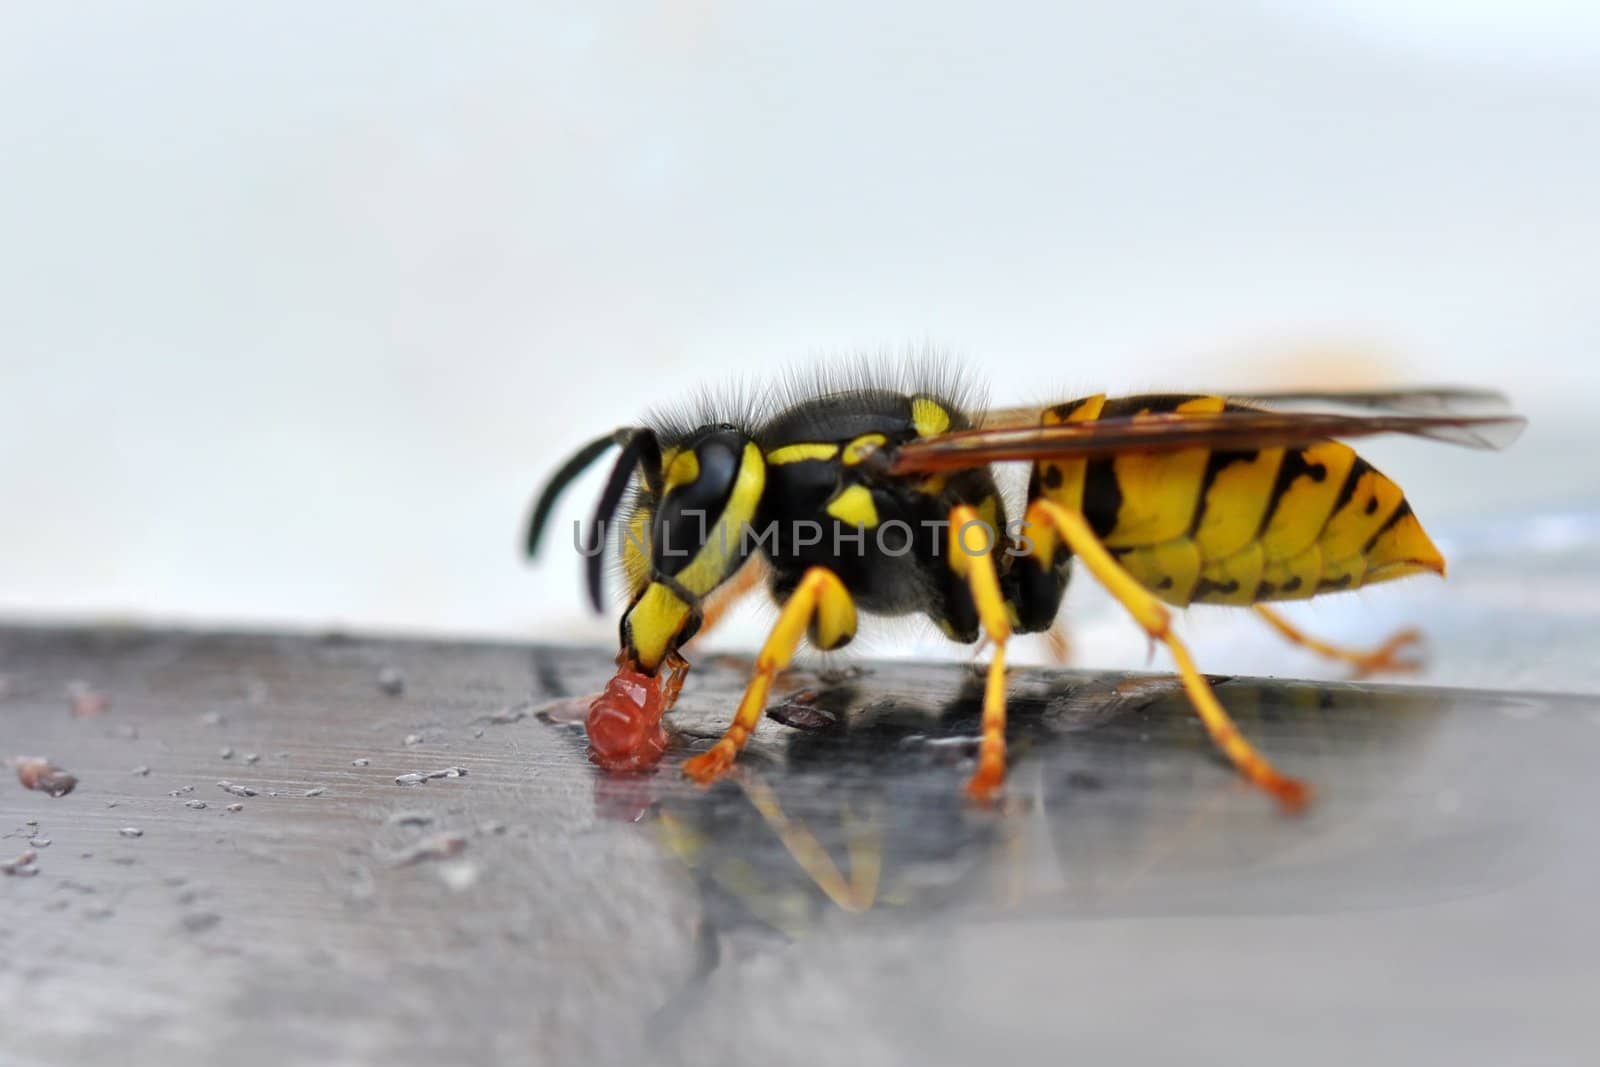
[947,504,1014,803]
[1029,499,1310,811]
[1253,605,1422,679]
[682,567,857,786]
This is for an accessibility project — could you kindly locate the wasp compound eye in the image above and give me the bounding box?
[651,429,749,579]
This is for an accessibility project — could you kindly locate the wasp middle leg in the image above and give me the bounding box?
[947,504,1014,802]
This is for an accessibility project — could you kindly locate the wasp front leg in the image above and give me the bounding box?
[682,567,857,786]
[683,558,768,652]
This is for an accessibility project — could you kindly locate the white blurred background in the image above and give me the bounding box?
[3,3,1597,687]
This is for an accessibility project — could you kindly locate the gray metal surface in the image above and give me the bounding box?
[2,625,1596,1066]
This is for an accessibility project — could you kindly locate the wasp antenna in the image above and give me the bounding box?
[585,428,662,614]
[525,431,629,559]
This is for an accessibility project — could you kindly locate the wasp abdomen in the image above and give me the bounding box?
[1035,394,1445,608]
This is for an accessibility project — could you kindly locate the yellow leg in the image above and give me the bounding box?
[948,505,1013,803]
[682,567,857,786]
[1031,500,1309,811]
[1253,605,1422,679]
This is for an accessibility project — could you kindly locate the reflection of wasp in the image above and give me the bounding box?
[524,358,1523,809]
[643,673,1455,937]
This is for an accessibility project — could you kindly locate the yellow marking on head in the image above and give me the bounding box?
[624,442,769,669]
[825,484,879,528]
[911,397,950,438]
[664,449,700,492]
[767,442,840,465]
[675,441,768,599]
[842,433,888,466]
[626,582,693,671]
[621,505,653,594]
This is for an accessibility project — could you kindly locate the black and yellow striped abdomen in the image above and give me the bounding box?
[1032,394,1445,607]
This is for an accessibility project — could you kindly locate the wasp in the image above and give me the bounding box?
[524,358,1523,810]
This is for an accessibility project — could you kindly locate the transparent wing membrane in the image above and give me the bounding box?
[889,409,1527,473]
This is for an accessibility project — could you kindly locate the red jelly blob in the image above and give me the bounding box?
[585,664,669,773]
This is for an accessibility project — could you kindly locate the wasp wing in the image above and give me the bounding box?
[887,408,1526,474]
[1227,386,1513,414]
[975,386,1513,430]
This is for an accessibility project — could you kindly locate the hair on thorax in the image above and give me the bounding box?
[642,345,986,444]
